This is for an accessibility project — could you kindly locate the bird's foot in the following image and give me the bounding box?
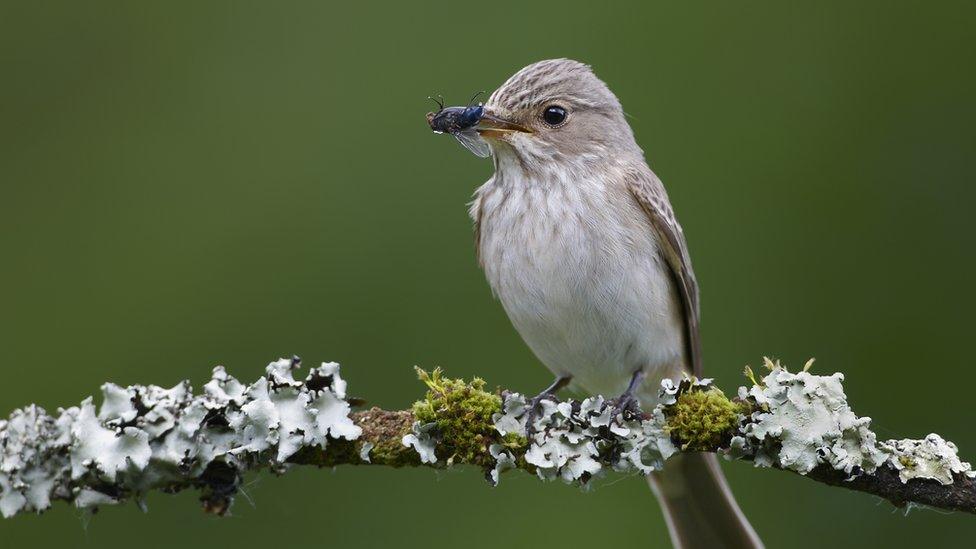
[608,369,647,421]
[523,375,572,437]
[608,392,643,420]
[524,393,556,437]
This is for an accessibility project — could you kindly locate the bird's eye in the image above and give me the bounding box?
[542,105,568,126]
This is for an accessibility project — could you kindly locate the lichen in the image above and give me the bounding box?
[489,391,676,485]
[881,434,975,485]
[733,360,893,476]
[358,441,374,463]
[4,359,975,519]
[727,360,976,498]
[0,358,360,517]
[402,422,439,464]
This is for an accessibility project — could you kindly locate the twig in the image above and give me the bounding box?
[0,358,973,518]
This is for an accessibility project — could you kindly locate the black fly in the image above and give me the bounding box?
[426,93,490,158]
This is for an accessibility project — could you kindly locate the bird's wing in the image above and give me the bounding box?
[625,168,702,376]
[469,188,487,269]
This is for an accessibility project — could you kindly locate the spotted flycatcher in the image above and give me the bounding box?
[453,59,763,548]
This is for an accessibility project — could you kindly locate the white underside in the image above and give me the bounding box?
[474,158,687,404]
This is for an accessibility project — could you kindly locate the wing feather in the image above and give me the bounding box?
[625,168,703,376]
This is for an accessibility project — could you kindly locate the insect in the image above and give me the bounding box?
[426,93,490,158]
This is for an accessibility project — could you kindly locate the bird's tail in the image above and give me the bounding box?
[647,453,764,549]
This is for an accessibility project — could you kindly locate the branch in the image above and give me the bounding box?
[1,358,973,519]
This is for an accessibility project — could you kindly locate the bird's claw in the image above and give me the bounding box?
[609,392,642,420]
[606,369,647,421]
[524,392,557,437]
[522,376,572,437]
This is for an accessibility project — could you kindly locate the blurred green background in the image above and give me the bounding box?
[2,1,975,547]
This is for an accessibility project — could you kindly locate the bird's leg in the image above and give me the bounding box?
[524,375,572,435]
[611,369,646,419]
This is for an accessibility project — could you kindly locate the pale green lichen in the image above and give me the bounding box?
[735,362,890,475]
[5,359,975,519]
[882,434,975,485]
[490,390,677,484]
[0,358,363,518]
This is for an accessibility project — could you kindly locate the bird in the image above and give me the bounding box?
[463,59,763,548]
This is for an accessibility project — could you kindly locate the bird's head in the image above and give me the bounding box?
[476,59,640,169]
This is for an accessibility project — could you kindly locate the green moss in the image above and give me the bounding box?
[367,437,418,467]
[411,367,507,467]
[664,387,743,451]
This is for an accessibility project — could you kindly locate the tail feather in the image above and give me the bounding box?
[647,453,763,549]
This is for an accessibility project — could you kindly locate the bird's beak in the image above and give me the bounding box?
[475,111,532,138]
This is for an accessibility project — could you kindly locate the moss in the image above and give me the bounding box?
[411,367,505,468]
[664,387,743,451]
[291,368,519,471]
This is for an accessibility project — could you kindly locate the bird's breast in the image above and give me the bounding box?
[473,173,686,401]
